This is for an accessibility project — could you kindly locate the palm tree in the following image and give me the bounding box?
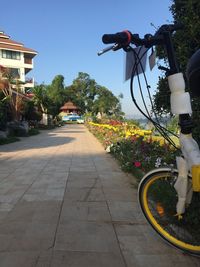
[32,85,49,113]
[0,65,24,121]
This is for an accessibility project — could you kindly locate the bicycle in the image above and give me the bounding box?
[98,23,200,256]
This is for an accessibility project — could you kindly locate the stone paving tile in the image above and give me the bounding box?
[42,165,71,173]
[4,201,62,224]
[115,223,183,256]
[68,170,99,179]
[0,203,17,212]
[0,211,9,223]
[21,173,68,202]
[103,187,136,201]
[115,223,174,253]
[108,200,141,222]
[64,187,106,202]
[0,251,39,267]
[60,201,111,223]
[4,174,38,186]
[22,191,64,202]
[123,252,200,267]
[0,221,57,252]
[67,177,102,188]
[35,251,52,267]
[48,251,126,267]
[114,223,200,266]
[69,166,97,172]
[99,172,130,188]
[55,221,121,253]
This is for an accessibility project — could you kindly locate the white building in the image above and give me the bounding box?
[0,31,37,93]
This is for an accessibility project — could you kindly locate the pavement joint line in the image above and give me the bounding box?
[48,154,72,251]
[82,177,101,202]
[91,155,129,267]
[105,196,128,267]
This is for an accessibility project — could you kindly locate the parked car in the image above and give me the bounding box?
[62,114,84,123]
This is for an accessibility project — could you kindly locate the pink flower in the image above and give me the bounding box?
[134,161,141,168]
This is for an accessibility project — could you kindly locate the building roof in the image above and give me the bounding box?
[60,101,80,110]
[0,31,37,56]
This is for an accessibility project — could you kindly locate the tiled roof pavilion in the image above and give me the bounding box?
[60,101,80,113]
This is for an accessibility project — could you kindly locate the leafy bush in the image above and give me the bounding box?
[28,128,40,136]
[38,124,56,130]
[87,121,180,182]
[7,121,29,137]
[0,136,19,145]
[110,136,179,182]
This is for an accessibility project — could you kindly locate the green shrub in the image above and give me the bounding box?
[0,136,20,145]
[28,128,40,136]
[87,122,180,183]
[110,136,180,182]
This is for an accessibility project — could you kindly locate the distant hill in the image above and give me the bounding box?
[125,114,145,120]
[125,114,172,129]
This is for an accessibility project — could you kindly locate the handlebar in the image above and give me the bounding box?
[100,23,183,74]
[102,23,183,48]
[102,31,132,45]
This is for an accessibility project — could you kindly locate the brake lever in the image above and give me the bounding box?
[97,43,121,56]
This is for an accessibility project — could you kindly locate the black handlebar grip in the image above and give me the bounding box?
[102,31,132,45]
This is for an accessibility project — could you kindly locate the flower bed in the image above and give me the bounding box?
[87,121,179,182]
[87,121,152,148]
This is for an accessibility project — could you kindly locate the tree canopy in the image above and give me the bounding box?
[153,0,200,142]
[32,72,124,119]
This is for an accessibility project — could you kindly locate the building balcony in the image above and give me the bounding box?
[25,77,34,88]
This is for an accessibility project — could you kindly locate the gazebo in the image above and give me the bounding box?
[60,101,80,114]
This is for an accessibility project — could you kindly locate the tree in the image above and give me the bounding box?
[23,101,42,122]
[31,72,123,119]
[93,86,123,117]
[32,84,49,113]
[0,65,24,121]
[0,91,8,129]
[65,72,98,113]
[46,75,66,117]
[153,0,200,141]
[153,75,171,114]
[66,72,124,117]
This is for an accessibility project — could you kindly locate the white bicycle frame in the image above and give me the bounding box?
[167,72,200,215]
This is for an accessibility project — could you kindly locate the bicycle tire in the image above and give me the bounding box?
[138,168,200,256]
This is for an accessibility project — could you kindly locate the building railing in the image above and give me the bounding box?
[25,78,33,83]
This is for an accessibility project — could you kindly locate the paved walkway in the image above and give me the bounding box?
[0,124,199,267]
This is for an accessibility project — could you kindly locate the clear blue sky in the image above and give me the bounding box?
[1,0,173,117]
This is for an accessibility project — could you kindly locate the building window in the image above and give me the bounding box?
[8,68,20,79]
[2,50,21,60]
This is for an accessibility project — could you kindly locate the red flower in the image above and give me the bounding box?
[134,161,141,167]
[131,136,138,142]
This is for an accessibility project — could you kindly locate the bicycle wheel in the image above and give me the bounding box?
[138,168,200,256]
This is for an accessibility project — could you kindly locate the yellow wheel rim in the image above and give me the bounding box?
[142,173,200,252]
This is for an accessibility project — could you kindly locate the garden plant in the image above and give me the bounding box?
[87,120,180,182]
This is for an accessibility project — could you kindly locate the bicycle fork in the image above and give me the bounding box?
[168,72,200,216]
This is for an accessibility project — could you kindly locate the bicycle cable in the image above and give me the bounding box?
[128,45,180,150]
